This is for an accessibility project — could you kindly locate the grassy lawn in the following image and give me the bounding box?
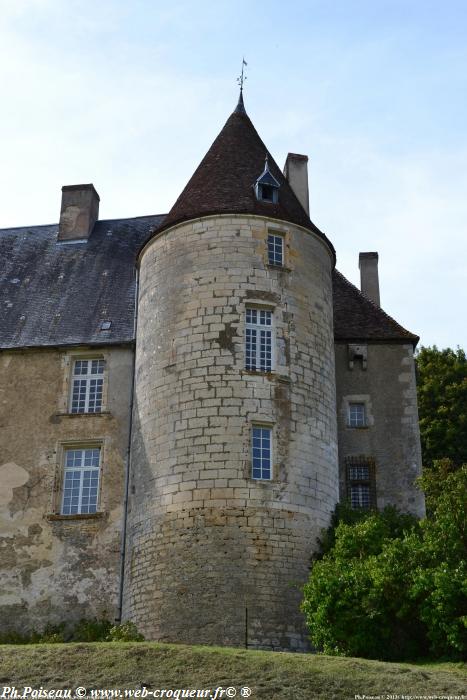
[0,642,465,700]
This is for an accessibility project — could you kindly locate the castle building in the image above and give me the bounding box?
[0,92,424,650]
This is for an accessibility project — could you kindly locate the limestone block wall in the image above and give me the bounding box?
[0,346,133,633]
[123,215,338,650]
[335,342,425,517]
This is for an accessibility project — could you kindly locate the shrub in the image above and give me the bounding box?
[302,466,466,661]
[71,618,113,642]
[0,618,144,645]
[106,621,144,642]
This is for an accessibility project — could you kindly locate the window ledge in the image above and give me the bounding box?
[241,370,290,383]
[46,512,105,522]
[53,411,111,419]
[266,264,291,272]
[346,425,369,430]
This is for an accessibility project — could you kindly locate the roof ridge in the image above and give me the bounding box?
[0,213,167,234]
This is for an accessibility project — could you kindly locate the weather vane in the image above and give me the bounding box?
[237,57,248,92]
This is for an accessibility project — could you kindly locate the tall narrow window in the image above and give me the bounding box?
[252,426,272,480]
[61,447,101,515]
[345,456,376,509]
[70,358,105,413]
[245,308,273,372]
[348,402,366,427]
[267,233,284,266]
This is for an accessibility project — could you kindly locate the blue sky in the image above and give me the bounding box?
[1,0,466,348]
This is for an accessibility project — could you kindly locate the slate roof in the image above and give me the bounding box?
[332,269,418,344]
[155,98,336,263]
[0,215,164,349]
[0,98,417,350]
[0,215,417,349]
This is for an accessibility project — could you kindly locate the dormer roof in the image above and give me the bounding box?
[256,156,280,189]
[153,96,335,262]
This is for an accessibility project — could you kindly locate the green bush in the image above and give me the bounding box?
[301,464,466,661]
[107,621,144,642]
[71,618,113,642]
[0,618,144,645]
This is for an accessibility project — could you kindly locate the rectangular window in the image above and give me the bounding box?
[70,358,105,413]
[252,426,272,480]
[267,233,284,266]
[345,456,375,510]
[348,402,365,427]
[61,447,101,515]
[245,308,273,372]
[350,484,371,509]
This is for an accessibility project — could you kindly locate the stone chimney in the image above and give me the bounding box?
[359,252,380,306]
[58,184,100,241]
[283,153,309,215]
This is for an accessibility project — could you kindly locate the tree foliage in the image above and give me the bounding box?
[416,346,467,467]
[302,463,467,661]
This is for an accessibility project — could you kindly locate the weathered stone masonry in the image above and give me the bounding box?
[0,347,133,631]
[0,94,424,648]
[123,215,337,649]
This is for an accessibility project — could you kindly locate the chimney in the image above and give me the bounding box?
[283,153,309,215]
[58,184,100,241]
[359,252,380,306]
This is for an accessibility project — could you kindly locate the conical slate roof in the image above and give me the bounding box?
[156,96,335,261]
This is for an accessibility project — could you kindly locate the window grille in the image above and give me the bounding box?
[252,426,272,480]
[245,308,273,372]
[70,358,104,413]
[61,447,101,515]
[345,456,376,510]
[267,233,284,266]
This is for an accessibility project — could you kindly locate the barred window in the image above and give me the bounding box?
[267,233,284,266]
[70,358,105,413]
[348,402,365,427]
[252,426,272,480]
[245,308,273,372]
[346,456,376,510]
[61,447,101,515]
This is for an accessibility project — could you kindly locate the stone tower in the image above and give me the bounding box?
[122,93,339,650]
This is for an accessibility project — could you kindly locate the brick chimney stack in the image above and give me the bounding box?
[58,184,100,241]
[359,252,380,306]
[283,153,309,215]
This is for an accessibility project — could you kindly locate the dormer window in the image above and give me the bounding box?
[255,155,280,203]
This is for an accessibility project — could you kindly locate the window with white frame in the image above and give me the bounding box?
[252,425,272,480]
[70,358,105,413]
[267,233,284,266]
[345,456,375,510]
[245,308,273,372]
[348,402,366,427]
[61,447,101,515]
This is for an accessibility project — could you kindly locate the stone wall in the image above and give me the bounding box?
[0,346,132,633]
[123,214,338,650]
[334,342,425,517]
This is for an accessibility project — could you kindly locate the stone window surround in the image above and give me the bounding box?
[251,423,273,481]
[244,419,277,483]
[48,437,107,519]
[265,223,291,271]
[61,445,101,515]
[345,455,377,510]
[341,394,373,429]
[70,358,105,414]
[244,303,275,373]
[57,348,110,416]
